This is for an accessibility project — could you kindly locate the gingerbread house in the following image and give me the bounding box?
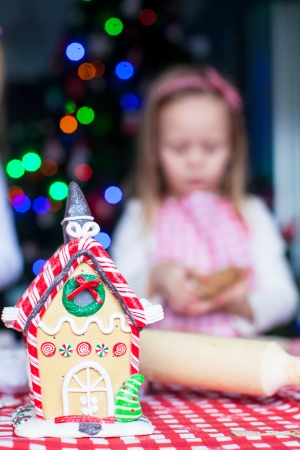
[2,182,163,438]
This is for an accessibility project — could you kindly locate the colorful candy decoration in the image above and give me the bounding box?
[41,342,56,357]
[14,416,31,426]
[113,342,127,356]
[115,374,145,422]
[13,405,32,419]
[62,274,105,317]
[77,342,92,356]
[95,343,109,357]
[59,344,73,357]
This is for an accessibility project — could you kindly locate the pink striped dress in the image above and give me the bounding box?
[151,191,254,337]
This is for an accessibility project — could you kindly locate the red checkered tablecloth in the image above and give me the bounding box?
[2,339,300,450]
[2,383,300,450]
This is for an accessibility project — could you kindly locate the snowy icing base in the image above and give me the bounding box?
[13,405,154,438]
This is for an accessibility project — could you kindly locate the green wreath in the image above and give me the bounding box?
[62,274,105,317]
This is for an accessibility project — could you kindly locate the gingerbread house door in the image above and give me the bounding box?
[62,361,114,417]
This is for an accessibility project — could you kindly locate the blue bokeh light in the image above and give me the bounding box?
[12,194,31,213]
[115,61,134,80]
[104,186,123,204]
[33,197,51,215]
[95,232,111,249]
[120,94,138,111]
[66,43,85,61]
[32,259,46,276]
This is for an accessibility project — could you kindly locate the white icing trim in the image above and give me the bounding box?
[38,312,131,336]
[61,215,94,224]
[65,221,100,239]
[13,405,154,437]
[139,298,164,324]
[1,307,20,327]
[62,360,114,416]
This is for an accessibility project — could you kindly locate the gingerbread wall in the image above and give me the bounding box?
[36,262,132,420]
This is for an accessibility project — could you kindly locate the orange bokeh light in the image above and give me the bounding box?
[91,60,105,77]
[41,159,58,177]
[60,115,78,134]
[49,199,62,212]
[75,164,93,181]
[7,185,24,203]
[78,63,96,81]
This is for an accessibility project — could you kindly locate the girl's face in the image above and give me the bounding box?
[158,94,232,197]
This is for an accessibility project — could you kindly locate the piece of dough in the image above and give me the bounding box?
[197,267,243,297]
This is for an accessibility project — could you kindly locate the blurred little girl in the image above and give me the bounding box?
[111,65,298,337]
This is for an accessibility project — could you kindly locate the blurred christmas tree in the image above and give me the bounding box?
[3,0,189,299]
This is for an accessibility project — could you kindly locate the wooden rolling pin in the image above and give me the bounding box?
[139,329,300,396]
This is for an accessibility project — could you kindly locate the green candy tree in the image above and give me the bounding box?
[115,374,145,422]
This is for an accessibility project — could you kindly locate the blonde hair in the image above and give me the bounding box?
[132,65,248,221]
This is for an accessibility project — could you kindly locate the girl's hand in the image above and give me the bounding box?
[150,262,204,314]
[185,270,253,320]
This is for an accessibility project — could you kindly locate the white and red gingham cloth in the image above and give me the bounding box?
[151,191,254,337]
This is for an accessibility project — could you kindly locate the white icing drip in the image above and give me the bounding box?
[1,307,20,328]
[65,221,100,239]
[139,298,164,324]
[61,215,94,224]
[38,312,131,336]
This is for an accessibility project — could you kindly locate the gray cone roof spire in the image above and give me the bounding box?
[62,182,93,244]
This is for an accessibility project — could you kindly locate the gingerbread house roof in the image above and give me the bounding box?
[4,237,149,333]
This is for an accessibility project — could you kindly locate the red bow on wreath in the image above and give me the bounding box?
[66,275,103,304]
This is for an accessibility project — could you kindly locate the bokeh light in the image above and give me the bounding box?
[22,152,41,172]
[41,159,58,177]
[120,93,138,111]
[139,9,157,26]
[91,60,105,77]
[77,106,95,124]
[32,259,46,276]
[6,160,25,179]
[78,63,96,81]
[7,186,24,203]
[104,18,123,36]
[49,199,62,212]
[49,181,68,201]
[104,186,122,204]
[75,164,93,181]
[92,113,113,136]
[12,194,31,213]
[66,42,85,61]
[65,100,76,114]
[33,197,51,215]
[115,62,134,80]
[60,115,78,133]
[95,232,111,249]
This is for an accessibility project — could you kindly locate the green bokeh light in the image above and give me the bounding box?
[65,100,76,114]
[6,159,25,178]
[22,152,42,172]
[92,113,113,136]
[49,181,68,201]
[77,106,95,125]
[104,18,123,36]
